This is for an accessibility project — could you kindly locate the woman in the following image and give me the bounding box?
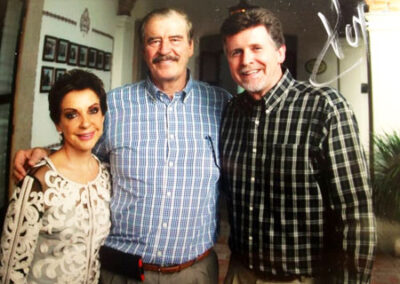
[0,69,111,283]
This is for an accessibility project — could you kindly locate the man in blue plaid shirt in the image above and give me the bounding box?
[13,8,230,284]
[220,8,376,284]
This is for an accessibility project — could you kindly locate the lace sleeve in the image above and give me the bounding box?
[0,175,44,283]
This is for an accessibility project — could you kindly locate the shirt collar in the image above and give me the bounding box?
[236,68,294,115]
[145,69,194,104]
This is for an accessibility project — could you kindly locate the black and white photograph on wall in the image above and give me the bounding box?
[88,48,97,68]
[56,39,68,63]
[55,68,66,83]
[68,43,79,65]
[104,52,111,71]
[78,45,88,67]
[40,66,54,93]
[42,35,57,62]
[97,50,104,70]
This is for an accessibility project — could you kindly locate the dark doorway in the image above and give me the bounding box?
[0,0,26,223]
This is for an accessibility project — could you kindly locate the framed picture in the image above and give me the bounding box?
[56,39,68,63]
[88,48,97,68]
[96,50,104,70]
[78,45,88,67]
[40,66,54,93]
[55,68,67,82]
[42,35,57,62]
[104,52,111,71]
[68,43,79,65]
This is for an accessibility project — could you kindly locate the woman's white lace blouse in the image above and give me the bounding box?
[0,157,111,284]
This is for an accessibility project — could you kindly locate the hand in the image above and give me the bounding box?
[13,148,49,182]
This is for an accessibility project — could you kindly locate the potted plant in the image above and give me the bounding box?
[372,132,400,254]
[373,131,400,220]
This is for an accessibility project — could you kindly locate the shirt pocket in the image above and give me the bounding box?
[204,135,220,169]
[264,143,320,196]
[267,143,308,173]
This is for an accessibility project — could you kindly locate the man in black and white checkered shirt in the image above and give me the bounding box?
[220,8,376,284]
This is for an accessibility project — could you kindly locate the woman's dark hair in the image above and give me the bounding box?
[48,69,107,125]
[220,8,285,48]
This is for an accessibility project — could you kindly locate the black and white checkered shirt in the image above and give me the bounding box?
[220,69,376,283]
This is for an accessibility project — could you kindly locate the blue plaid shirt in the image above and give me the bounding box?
[94,72,231,265]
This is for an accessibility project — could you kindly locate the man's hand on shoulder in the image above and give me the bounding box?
[13,147,50,182]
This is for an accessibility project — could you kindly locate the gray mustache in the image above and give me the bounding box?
[152,55,179,64]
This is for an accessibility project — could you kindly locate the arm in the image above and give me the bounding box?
[323,98,376,283]
[13,148,50,182]
[0,176,44,283]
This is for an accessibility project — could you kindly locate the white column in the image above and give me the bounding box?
[111,15,134,88]
[367,12,400,135]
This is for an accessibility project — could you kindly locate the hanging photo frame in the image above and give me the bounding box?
[40,66,54,93]
[68,43,79,66]
[42,35,57,62]
[78,45,88,67]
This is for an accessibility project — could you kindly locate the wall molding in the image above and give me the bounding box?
[42,10,114,40]
[92,28,114,40]
[42,10,77,26]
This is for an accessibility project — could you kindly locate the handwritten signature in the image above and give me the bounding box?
[309,0,368,87]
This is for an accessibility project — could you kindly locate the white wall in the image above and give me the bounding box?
[111,15,135,89]
[368,11,400,135]
[338,41,370,150]
[31,0,118,147]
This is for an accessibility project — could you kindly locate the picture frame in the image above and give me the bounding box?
[104,52,111,71]
[40,66,54,93]
[55,68,67,82]
[42,35,57,62]
[56,39,69,63]
[78,45,88,67]
[68,43,79,66]
[88,48,97,68]
[96,50,104,70]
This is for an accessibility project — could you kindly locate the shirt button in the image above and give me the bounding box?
[249,264,253,269]
[250,177,255,182]
[157,251,162,257]
[167,191,171,197]
[169,161,174,167]
[163,222,168,228]
[252,148,256,153]
[254,119,259,125]
[249,236,253,241]
[170,134,175,139]
[249,206,253,211]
